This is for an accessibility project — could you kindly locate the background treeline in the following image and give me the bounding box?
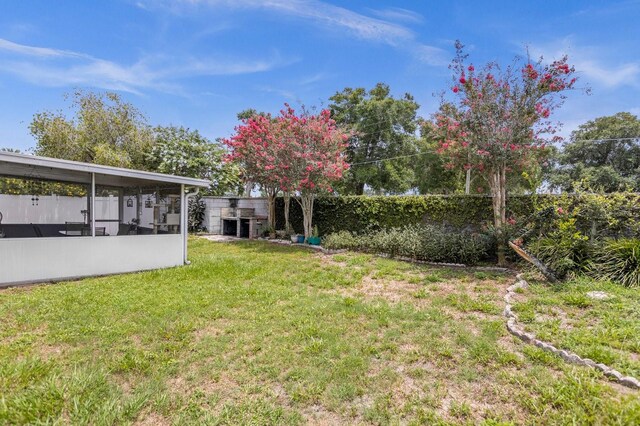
[3,88,639,197]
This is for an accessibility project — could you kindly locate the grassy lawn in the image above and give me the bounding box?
[1,238,639,425]
[512,275,640,379]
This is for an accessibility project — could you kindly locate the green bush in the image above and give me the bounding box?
[188,195,206,232]
[589,239,640,287]
[528,236,594,279]
[323,224,490,265]
[323,231,360,251]
[276,193,639,240]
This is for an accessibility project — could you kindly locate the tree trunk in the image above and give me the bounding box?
[465,169,471,194]
[243,181,253,197]
[283,192,292,234]
[295,192,315,239]
[265,186,278,232]
[489,165,507,266]
[355,182,365,196]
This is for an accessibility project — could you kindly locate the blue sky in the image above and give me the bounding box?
[0,0,639,151]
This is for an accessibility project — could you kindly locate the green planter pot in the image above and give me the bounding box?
[307,236,321,245]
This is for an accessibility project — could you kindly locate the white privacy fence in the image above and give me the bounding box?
[0,195,155,236]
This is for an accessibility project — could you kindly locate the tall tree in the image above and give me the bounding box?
[414,118,467,194]
[147,126,242,195]
[223,113,282,230]
[548,112,640,192]
[30,91,153,169]
[276,105,350,239]
[329,83,420,195]
[436,42,578,265]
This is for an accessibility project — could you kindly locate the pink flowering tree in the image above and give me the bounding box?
[223,114,283,231]
[277,105,350,239]
[224,105,349,239]
[436,41,579,265]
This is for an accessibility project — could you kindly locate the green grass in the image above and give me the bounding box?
[0,239,639,425]
[512,275,640,379]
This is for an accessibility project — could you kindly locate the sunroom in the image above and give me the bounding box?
[0,151,209,286]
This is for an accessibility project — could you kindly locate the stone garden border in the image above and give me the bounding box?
[504,274,640,390]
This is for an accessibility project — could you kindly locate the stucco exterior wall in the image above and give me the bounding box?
[0,234,183,286]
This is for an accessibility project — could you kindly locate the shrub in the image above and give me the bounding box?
[589,239,640,287]
[323,231,361,251]
[323,224,490,265]
[527,212,596,279]
[188,195,206,232]
[528,236,594,279]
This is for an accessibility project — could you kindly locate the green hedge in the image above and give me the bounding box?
[276,193,640,237]
[276,195,534,235]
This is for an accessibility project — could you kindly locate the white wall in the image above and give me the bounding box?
[0,194,88,224]
[121,196,154,230]
[0,234,183,286]
[202,197,269,234]
[0,194,156,235]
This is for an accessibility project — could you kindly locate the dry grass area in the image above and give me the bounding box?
[1,239,638,425]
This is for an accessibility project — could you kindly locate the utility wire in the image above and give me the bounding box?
[348,137,640,167]
[350,152,428,167]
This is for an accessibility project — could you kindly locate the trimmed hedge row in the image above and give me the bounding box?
[276,194,640,237]
[276,195,532,235]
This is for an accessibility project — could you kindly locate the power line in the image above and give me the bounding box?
[350,152,428,166]
[348,136,640,167]
[570,137,639,143]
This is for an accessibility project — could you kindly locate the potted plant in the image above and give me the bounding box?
[307,225,321,245]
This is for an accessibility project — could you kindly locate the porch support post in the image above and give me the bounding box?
[117,188,124,227]
[91,172,96,237]
[180,184,186,264]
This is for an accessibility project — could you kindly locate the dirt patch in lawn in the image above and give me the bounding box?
[193,319,232,342]
[301,404,347,425]
[135,411,171,426]
[345,275,422,303]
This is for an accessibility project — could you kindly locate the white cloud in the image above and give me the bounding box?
[298,72,329,85]
[143,0,447,65]
[0,38,291,94]
[368,7,424,24]
[0,38,90,59]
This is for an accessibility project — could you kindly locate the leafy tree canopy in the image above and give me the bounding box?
[329,83,420,195]
[30,91,154,170]
[147,126,242,196]
[549,112,640,192]
[414,119,466,194]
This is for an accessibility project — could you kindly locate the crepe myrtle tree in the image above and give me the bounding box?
[436,41,579,265]
[224,105,349,238]
[276,105,350,239]
[223,113,283,231]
